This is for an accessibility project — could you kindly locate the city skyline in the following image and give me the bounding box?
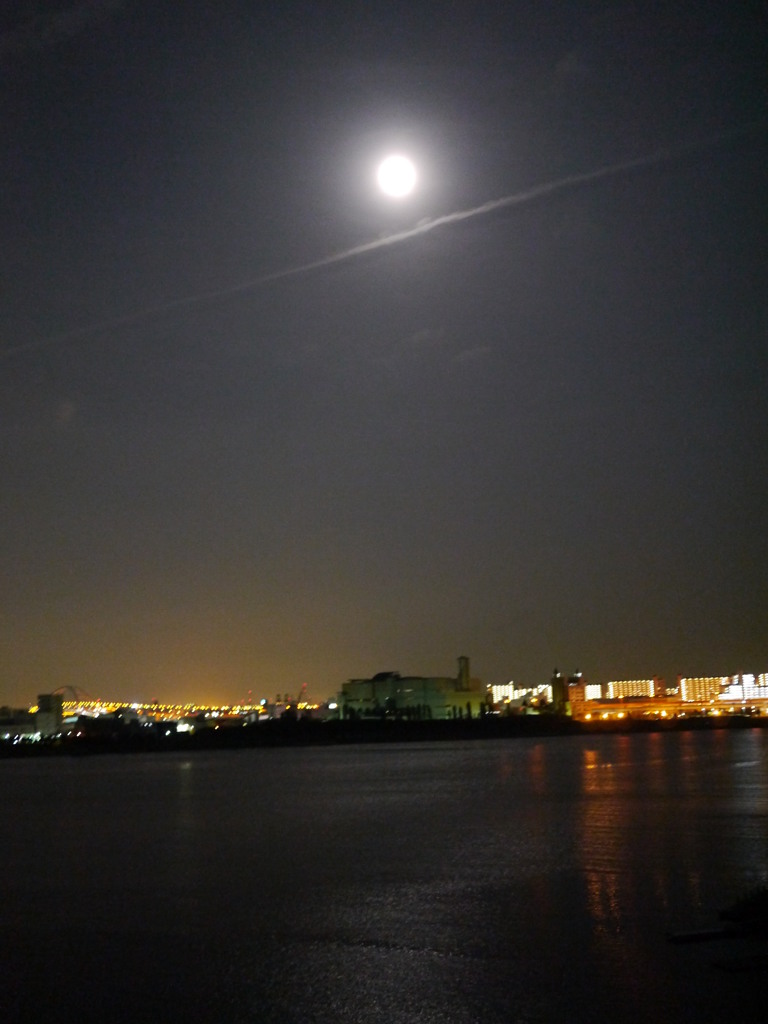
[2,2,767,708]
[5,658,768,713]
[7,666,768,735]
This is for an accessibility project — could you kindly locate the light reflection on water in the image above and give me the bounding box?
[573,731,768,927]
[2,729,768,1023]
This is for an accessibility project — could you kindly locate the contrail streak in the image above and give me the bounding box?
[2,122,762,358]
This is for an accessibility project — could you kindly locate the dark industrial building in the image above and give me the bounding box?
[339,656,488,720]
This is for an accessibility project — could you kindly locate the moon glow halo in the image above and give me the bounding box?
[376,154,418,197]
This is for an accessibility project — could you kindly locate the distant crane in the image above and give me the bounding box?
[279,683,308,710]
[52,685,92,701]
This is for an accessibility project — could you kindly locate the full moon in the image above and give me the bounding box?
[376,154,417,197]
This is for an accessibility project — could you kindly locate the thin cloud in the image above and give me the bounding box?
[2,120,764,360]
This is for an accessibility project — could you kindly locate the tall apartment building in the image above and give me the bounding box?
[605,678,663,699]
[679,676,727,701]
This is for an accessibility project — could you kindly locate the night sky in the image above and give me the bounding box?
[2,1,767,707]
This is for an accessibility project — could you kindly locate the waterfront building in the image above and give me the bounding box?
[490,682,553,707]
[567,678,587,719]
[493,672,585,716]
[491,682,520,703]
[340,656,487,719]
[606,679,660,699]
[0,707,37,740]
[550,670,571,714]
[717,673,768,703]
[35,693,63,736]
[679,676,728,701]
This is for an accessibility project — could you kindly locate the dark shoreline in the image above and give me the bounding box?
[2,712,766,758]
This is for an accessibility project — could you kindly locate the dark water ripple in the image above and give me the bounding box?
[2,730,767,1022]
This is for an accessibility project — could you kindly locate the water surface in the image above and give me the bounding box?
[2,730,767,1022]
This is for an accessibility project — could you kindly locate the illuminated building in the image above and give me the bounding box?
[548,670,589,714]
[717,673,768,702]
[490,682,553,706]
[679,676,728,701]
[491,683,521,703]
[492,672,584,715]
[340,656,487,719]
[567,670,768,721]
[606,679,661,699]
